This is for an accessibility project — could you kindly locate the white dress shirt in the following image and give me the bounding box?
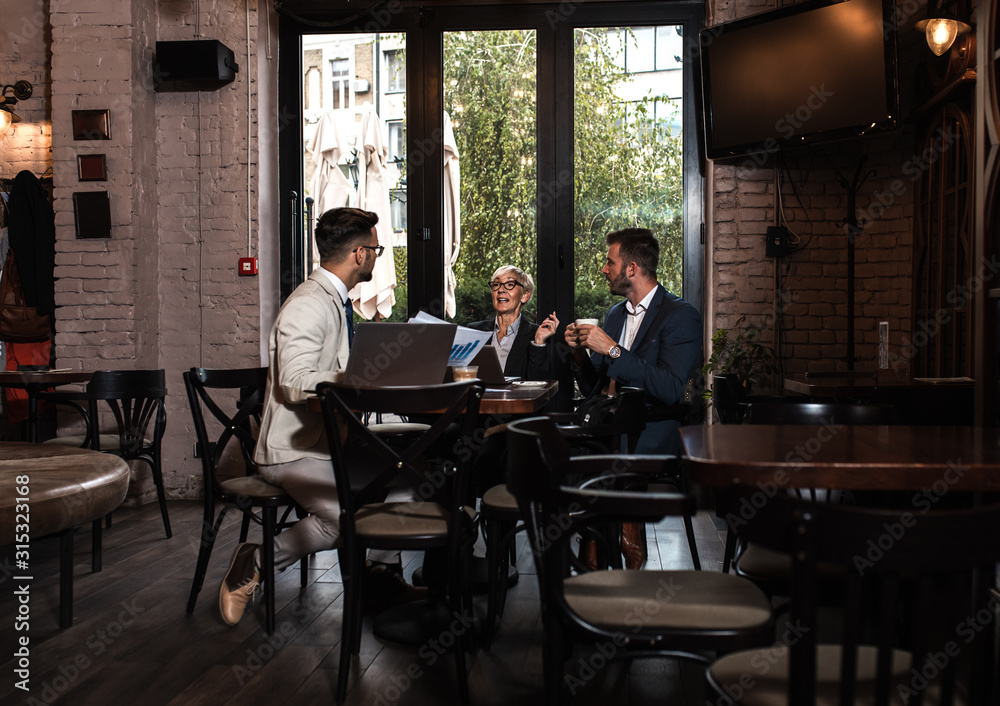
[618,286,656,351]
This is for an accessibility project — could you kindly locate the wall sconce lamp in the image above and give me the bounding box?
[0,80,33,138]
[915,0,972,56]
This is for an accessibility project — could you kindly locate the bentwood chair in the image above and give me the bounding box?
[316,379,484,705]
[507,416,774,705]
[39,369,170,571]
[707,494,1000,705]
[183,366,307,635]
[480,387,648,647]
[728,401,900,595]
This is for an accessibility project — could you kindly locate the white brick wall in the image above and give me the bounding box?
[2,0,273,503]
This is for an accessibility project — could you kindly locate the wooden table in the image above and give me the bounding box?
[783,373,975,399]
[680,424,1000,492]
[479,380,558,415]
[0,370,94,441]
[782,372,879,398]
[0,442,129,627]
[307,380,558,416]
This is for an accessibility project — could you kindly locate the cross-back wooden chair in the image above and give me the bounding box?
[507,415,774,705]
[316,379,484,705]
[707,493,1000,705]
[183,366,306,634]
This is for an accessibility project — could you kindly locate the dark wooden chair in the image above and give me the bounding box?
[507,416,774,705]
[742,401,900,426]
[183,366,306,635]
[480,387,700,647]
[728,401,900,592]
[39,369,170,571]
[707,494,1000,705]
[316,379,484,705]
[871,384,975,425]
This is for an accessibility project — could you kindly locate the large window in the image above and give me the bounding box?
[573,25,686,320]
[280,3,703,339]
[330,58,350,110]
[444,30,537,324]
[384,49,405,93]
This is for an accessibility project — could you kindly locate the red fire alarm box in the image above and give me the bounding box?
[238,257,258,276]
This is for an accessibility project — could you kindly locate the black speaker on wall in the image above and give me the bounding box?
[154,40,239,92]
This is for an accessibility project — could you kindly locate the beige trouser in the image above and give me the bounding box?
[260,456,408,571]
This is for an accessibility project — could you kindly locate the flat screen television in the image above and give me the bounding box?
[699,0,899,161]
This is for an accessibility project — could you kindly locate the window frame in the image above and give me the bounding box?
[277,2,704,326]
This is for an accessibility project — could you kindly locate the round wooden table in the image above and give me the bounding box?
[0,370,93,442]
[0,442,130,627]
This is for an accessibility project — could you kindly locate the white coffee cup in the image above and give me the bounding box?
[575,318,599,327]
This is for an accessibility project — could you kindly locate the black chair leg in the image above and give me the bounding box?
[336,545,361,704]
[92,519,102,573]
[239,513,251,543]
[683,514,702,570]
[484,517,502,649]
[59,528,74,628]
[187,506,227,613]
[262,508,277,635]
[150,456,172,538]
[722,528,736,574]
[448,553,471,706]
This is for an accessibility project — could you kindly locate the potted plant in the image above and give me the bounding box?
[701,316,777,410]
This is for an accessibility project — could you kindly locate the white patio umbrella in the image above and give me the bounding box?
[443,111,461,319]
[307,113,353,266]
[349,109,397,320]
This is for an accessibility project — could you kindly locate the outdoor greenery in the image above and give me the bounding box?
[367,28,686,324]
[443,28,684,325]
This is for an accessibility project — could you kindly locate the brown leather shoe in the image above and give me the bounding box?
[219,542,260,626]
[578,537,598,571]
[621,522,647,570]
[363,561,429,614]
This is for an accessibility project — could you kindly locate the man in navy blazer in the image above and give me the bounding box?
[566,228,701,569]
[566,228,702,456]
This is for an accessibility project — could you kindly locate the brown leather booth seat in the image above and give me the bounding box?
[0,442,130,627]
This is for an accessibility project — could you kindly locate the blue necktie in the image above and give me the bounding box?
[344,298,354,348]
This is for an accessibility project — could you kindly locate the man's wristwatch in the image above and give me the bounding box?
[608,344,621,359]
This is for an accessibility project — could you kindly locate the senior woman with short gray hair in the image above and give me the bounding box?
[466,265,559,380]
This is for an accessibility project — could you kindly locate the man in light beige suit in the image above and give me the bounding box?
[219,207,420,626]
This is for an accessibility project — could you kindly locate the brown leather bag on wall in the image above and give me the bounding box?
[0,249,52,342]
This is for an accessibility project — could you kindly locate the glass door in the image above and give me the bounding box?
[573,24,687,321]
[299,31,409,320]
[443,29,537,325]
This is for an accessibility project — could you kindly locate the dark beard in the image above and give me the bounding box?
[608,271,630,297]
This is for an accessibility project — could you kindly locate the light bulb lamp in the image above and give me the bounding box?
[915,0,971,56]
[0,80,33,138]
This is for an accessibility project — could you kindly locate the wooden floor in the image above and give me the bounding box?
[1,499,733,706]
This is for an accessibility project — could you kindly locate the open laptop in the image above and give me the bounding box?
[341,322,456,387]
[468,345,518,386]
